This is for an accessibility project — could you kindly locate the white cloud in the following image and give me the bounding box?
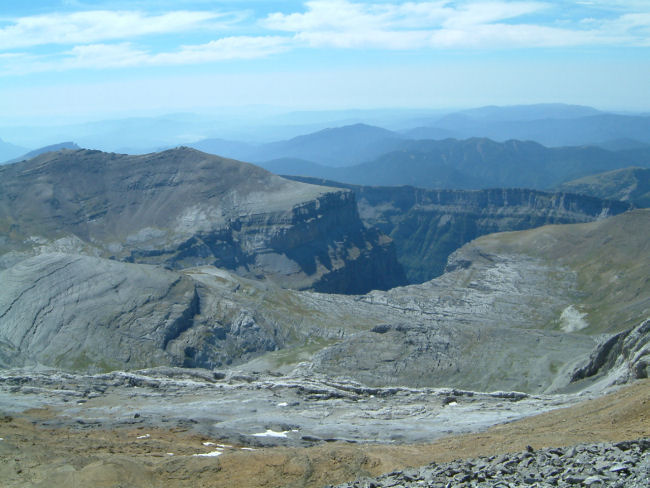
[263,1,552,49]
[0,10,228,50]
[263,0,650,49]
[66,43,149,69]
[0,37,292,75]
[1,1,648,76]
[150,36,291,64]
[429,23,598,48]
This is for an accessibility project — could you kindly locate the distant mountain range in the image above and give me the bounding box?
[4,141,80,165]
[3,103,650,160]
[189,123,404,166]
[0,138,27,162]
[6,127,649,194]
[259,136,650,191]
[404,104,650,148]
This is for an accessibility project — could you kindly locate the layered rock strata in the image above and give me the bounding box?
[285,177,632,282]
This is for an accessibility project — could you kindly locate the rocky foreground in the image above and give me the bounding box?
[331,439,649,488]
[0,378,648,487]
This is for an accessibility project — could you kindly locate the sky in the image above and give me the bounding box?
[1,0,649,123]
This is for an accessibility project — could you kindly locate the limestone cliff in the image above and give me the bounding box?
[285,177,633,283]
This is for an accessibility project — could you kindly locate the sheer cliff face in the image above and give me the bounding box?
[353,186,632,283]
[0,148,405,293]
[286,177,633,284]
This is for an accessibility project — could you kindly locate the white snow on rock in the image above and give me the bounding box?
[560,305,589,333]
[193,450,223,457]
[252,429,289,438]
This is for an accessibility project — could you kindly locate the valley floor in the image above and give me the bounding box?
[0,378,648,488]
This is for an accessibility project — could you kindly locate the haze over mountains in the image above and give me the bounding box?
[4,105,650,207]
[3,104,650,164]
[264,136,650,190]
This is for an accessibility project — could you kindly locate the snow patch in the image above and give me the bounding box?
[277,402,288,407]
[559,305,589,333]
[136,434,150,439]
[193,450,223,457]
[252,429,289,438]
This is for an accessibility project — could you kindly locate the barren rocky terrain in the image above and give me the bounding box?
[0,376,647,487]
[0,148,648,487]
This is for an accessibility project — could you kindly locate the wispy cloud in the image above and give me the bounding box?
[1,1,649,77]
[263,0,650,49]
[0,10,230,50]
[1,37,292,75]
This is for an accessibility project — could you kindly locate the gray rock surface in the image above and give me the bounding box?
[568,319,650,388]
[0,147,405,293]
[0,367,590,448]
[331,439,650,488]
[308,249,596,392]
[0,210,646,394]
[0,253,197,371]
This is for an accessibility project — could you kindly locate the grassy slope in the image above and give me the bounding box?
[558,167,650,207]
[471,209,650,334]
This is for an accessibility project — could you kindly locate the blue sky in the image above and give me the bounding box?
[1,0,649,122]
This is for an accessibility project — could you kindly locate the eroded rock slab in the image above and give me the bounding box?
[0,253,197,370]
[0,368,588,448]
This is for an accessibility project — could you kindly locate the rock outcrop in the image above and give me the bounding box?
[0,148,405,293]
[0,197,646,393]
[0,248,597,391]
[569,319,649,387]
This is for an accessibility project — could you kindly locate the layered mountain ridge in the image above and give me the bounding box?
[0,147,647,395]
[258,136,650,191]
[0,147,404,293]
